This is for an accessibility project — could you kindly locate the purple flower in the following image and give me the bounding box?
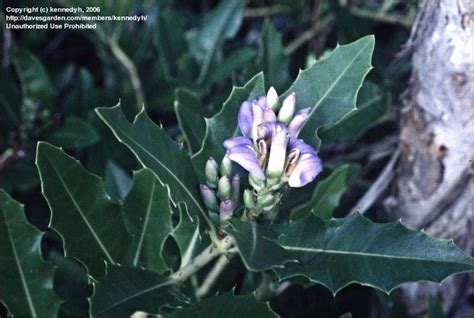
[288,108,310,137]
[266,125,290,178]
[285,139,322,187]
[238,101,253,137]
[224,138,265,179]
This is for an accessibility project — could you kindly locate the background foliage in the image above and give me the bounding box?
[3,1,461,317]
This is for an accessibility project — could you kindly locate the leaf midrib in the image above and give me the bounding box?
[43,150,115,264]
[99,110,207,221]
[132,178,156,266]
[281,245,472,265]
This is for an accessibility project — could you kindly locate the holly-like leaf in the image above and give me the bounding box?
[36,142,127,277]
[91,266,186,317]
[174,89,207,154]
[0,189,60,318]
[104,160,132,202]
[43,116,100,149]
[283,36,375,148]
[258,20,290,91]
[165,291,277,318]
[95,103,213,230]
[188,0,245,83]
[122,169,173,273]
[208,48,257,84]
[191,73,265,180]
[291,164,359,220]
[36,142,175,276]
[226,213,474,294]
[319,81,389,143]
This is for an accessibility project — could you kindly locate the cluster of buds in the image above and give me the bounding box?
[223,87,322,220]
[199,157,240,224]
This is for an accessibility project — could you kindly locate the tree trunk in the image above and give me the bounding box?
[387,0,474,316]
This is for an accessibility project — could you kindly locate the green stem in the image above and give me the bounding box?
[170,236,235,284]
[196,253,233,299]
[284,14,334,55]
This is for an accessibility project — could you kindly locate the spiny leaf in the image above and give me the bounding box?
[283,35,375,148]
[0,189,60,318]
[226,213,474,294]
[36,142,175,276]
[95,103,213,230]
[192,72,265,181]
[13,49,51,103]
[91,266,186,317]
[165,291,277,318]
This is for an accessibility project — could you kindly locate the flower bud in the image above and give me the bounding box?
[278,93,296,124]
[205,157,219,188]
[266,86,280,111]
[217,175,231,200]
[266,128,290,178]
[256,193,275,208]
[288,108,310,137]
[219,199,233,223]
[231,174,240,204]
[200,184,218,211]
[249,172,265,191]
[243,189,256,209]
[220,156,233,177]
[251,102,264,142]
[263,107,277,122]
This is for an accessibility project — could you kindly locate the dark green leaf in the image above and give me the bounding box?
[208,48,258,84]
[191,73,265,181]
[91,266,185,317]
[291,164,359,220]
[318,82,389,143]
[122,169,173,273]
[0,189,59,317]
[95,103,213,230]
[104,161,132,202]
[174,89,206,154]
[157,9,187,78]
[188,0,245,83]
[259,20,290,91]
[227,213,474,294]
[36,143,175,277]
[13,49,52,103]
[283,36,375,148]
[166,291,277,318]
[43,117,100,149]
[36,142,127,277]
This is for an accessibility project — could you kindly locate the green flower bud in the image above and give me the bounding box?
[278,92,296,124]
[266,86,280,111]
[217,175,231,200]
[231,174,240,204]
[249,172,265,192]
[256,193,275,208]
[220,156,233,177]
[243,189,256,209]
[205,157,219,188]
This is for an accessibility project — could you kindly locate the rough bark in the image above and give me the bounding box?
[385,0,474,316]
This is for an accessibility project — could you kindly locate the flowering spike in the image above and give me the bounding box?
[217,176,231,200]
[266,86,280,111]
[266,127,290,178]
[288,107,310,137]
[205,157,219,188]
[200,184,218,211]
[220,156,232,177]
[278,92,296,124]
